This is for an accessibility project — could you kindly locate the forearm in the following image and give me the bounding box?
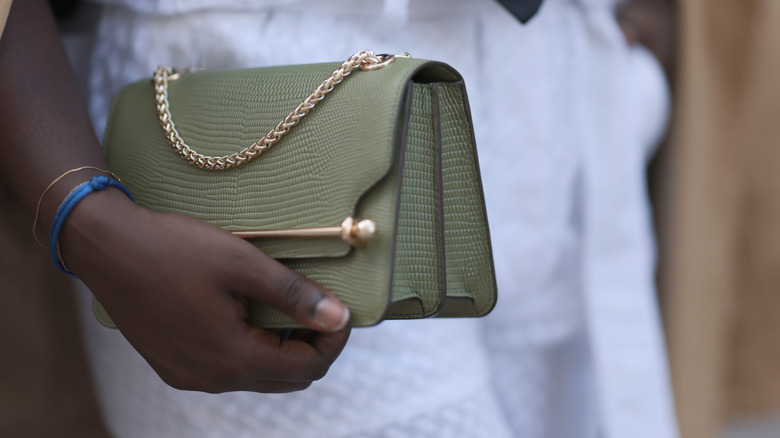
[0,0,110,238]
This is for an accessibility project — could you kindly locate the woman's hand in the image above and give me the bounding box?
[2,0,350,394]
[60,189,351,393]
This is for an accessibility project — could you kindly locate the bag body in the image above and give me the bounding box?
[97,53,496,327]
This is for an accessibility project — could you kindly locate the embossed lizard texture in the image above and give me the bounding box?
[99,59,495,328]
[437,82,497,317]
[386,83,444,319]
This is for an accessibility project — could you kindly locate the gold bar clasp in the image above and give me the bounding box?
[231,217,377,248]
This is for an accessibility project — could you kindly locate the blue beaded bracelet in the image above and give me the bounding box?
[49,175,135,277]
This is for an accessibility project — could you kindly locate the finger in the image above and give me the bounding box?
[239,326,350,383]
[231,243,350,332]
[303,327,351,358]
[280,329,320,343]
[150,353,314,394]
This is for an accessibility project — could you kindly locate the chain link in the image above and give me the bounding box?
[154,50,406,170]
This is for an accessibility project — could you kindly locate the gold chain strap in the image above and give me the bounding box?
[154,50,409,170]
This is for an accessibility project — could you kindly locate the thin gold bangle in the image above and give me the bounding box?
[32,166,119,246]
[48,182,86,274]
[56,241,72,274]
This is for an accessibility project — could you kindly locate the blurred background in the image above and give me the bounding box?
[654,0,780,437]
[2,0,780,437]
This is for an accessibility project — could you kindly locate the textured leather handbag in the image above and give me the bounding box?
[95,51,497,328]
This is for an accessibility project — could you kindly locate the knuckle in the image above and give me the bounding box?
[195,377,224,393]
[198,369,242,394]
[309,367,329,382]
[200,380,229,395]
[294,382,313,392]
[300,357,331,382]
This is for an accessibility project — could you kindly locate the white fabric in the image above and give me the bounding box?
[77,0,679,436]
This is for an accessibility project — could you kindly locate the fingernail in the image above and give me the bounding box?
[314,298,350,331]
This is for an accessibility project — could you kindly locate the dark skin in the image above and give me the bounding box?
[0,0,350,394]
[0,0,674,394]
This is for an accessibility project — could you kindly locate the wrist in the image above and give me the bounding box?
[57,184,142,276]
[34,166,118,243]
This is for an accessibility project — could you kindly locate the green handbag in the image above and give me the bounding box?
[95,51,496,328]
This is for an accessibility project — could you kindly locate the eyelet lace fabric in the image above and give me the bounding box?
[77,0,678,437]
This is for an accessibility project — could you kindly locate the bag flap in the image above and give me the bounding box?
[103,57,462,259]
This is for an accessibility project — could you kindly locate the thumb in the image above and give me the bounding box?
[232,244,350,331]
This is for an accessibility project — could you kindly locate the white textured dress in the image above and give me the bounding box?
[76,0,679,436]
